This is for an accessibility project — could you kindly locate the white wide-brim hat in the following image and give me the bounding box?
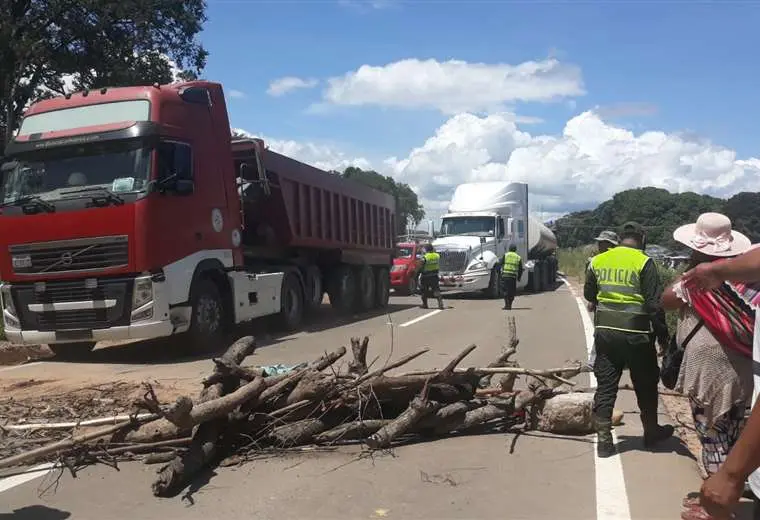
[673,212,751,257]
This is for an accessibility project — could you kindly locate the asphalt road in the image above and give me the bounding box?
[0,282,725,520]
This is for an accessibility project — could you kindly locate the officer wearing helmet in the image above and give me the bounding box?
[584,221,671,458]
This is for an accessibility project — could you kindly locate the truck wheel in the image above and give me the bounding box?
[356,265,376,311]
[277,270,304,331]
[328,265,356,314]
[374,267,391,308]
[531,264,543,293]
[188,278,225,354]
[303,265,323,313]
[49,341,96,360]
[484,267,501,299]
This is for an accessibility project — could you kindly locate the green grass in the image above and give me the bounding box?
[557,247,684,335]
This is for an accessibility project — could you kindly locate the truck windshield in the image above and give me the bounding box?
[439,217,495,237]
[395,246,413,258]
[2,140,150,205]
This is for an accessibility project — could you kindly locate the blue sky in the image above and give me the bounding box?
[197,0,760,219]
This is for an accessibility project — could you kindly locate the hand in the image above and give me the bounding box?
[682,262,723,291]
[586,302,596,312]
[699,470,745,519]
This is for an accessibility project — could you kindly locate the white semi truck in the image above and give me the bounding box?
[433,181,559,296]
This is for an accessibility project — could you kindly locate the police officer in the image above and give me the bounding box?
[419,244,444,310]
[501,244,523,310]
[584,230,619,275]
[584,221,671,457]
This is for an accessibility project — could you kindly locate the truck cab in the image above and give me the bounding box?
[433,182,558,297]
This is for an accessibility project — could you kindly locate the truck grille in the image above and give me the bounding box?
[439,250,468,273]
[9,236,129,275]
[12,277,133,331]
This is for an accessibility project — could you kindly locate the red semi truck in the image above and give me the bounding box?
[0,81,396,358]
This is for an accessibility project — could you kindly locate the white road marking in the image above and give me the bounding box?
[562,277,632,520]
[0,361,42,373]
[399,309,442,328]
[0,463,57,494]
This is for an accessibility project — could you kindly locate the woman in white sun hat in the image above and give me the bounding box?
[660,213,755,520]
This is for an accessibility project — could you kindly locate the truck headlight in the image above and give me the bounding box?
[467,261,487,271]
[1,285,19,329]
[132,277,153,310]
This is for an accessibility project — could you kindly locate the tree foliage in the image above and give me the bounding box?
[0,0,208,150]
[341,166,425,234]
[553,186,760,248]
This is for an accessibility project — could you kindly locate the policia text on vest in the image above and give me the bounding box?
[583,244,671,457]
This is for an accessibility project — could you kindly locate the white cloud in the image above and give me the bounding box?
[227,89,246,99]
[267,77,319,97]
[323,57,585,114]
[385,110,760,221]
[231,128,371,172]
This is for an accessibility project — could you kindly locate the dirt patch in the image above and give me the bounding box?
[0,342,53,366]
[0,379,187,460]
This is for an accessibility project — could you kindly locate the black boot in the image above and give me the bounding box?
[594,415,615,458]
[641,412,674,449]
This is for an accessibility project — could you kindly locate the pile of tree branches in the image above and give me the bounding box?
[0,317,590,497]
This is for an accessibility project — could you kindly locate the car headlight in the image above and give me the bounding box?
[132,277,153,309]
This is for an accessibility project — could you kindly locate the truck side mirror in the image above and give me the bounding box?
[174,179,195,196]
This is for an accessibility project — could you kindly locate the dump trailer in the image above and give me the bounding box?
[0,81,396,358]
[434,181,558,296]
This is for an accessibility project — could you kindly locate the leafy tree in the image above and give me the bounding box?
[1,0,208,149]
[553,187,729,248]
[724,192,760,244]
[341,166,425,234]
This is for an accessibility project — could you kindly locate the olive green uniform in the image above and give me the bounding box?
[500,251,523,310]
[584,245,671,456]
[420,251,444,310]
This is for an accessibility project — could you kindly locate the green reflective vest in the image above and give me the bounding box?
[423,252,440,273]
[502,251,521,278]
[590,246,651,334]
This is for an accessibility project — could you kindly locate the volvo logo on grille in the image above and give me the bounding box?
[60,252,73,266]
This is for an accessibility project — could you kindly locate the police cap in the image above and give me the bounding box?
[620,221,646,238]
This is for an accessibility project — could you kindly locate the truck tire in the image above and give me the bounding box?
[303,265,323,313]
[530,264,542,293]
[356,265,375,311]
[374,267,391,308]
[49,341,96,360]
[277,270,305,331]
[187,277,226,354]
[328,265,357,314]
[484,267,501,299]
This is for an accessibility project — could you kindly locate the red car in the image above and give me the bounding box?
[391,241,425,295]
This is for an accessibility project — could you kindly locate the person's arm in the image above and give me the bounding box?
[700,402,760,518]
[517,258,524,279]
[640,259,669,344]
[713,247,760,282]
[583,266,598,304]
[684,247,760,290]
[661,275,687,311]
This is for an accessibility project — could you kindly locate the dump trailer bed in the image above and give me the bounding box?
[232,139,396,256]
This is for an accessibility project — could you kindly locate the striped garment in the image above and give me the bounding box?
[681,281,755,359]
